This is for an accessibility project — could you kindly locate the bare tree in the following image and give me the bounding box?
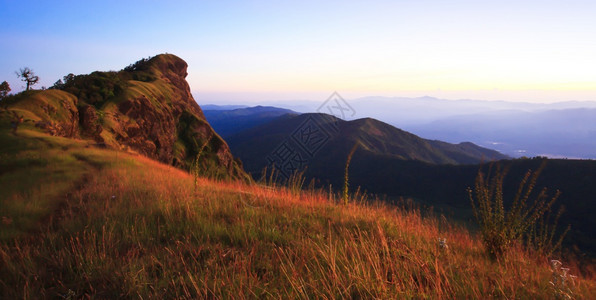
[16,67,40,91]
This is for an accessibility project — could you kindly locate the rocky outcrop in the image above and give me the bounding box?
[18,54,247,180]
[116,94,177,163]
[79,105,103,142]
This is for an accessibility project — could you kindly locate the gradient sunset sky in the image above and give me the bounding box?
[1,0,595,103]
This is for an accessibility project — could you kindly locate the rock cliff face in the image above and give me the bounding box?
[5,54,247,180]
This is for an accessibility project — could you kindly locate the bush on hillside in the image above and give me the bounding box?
[54,71,127,108]
[469,162,568,258]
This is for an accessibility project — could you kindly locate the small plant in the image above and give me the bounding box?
[190,134,212,191]
[342,143,359,205]
[95,110,106,125]
[259,165,280,189]
[258,165,306,195]
[468,162,566,258]
[287,169,307,196]
[190,156,201,192]
[350,186,369,205]
[549,260,577,299]
[63,289,76,300]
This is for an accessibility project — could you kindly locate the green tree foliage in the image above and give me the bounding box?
[122,56,156,82]
[0,81,10,99]
[63,73,75,84]
[16,67,40,91]
[51,79,64,89]
[55,71,127,108]
[50,73,75,90]
[123,57,151,72]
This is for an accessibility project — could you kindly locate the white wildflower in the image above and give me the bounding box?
[438,238,448,250]
[549,260,576,299]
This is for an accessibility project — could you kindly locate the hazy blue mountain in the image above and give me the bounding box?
[254,96,596,159]
[403,108,596,159]
[346,96,596,125]
[204,105,298,138]
[200,104,249,111]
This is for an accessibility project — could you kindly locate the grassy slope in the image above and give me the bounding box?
[3,90,78,124]
[1,130,595,298]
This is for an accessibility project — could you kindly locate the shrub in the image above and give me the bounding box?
[190,134,212,191]
[468,162,567,258]
[342,143,359,205]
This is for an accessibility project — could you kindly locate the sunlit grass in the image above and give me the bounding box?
[1,129,595,298]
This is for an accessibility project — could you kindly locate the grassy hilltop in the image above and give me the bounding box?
[1,55,595,298]
[1,54,246,180]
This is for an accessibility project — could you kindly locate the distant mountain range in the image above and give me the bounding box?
[403,108,596,159]
[201,104,248,111]
[204,105,297,138]
[211,96,596,159]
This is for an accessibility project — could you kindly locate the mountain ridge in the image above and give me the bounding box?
[1,54,247,180]
[225,112,509,175]
[204,105,297,139]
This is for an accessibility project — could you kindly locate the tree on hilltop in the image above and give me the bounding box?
[51,73,75,90]
[16,67,40,91]
[0,81,10,99]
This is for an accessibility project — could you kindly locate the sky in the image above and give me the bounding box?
[1,0,595,104]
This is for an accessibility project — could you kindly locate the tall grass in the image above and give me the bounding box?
[1,132,594,298]
[258,165,306,196]
[190,133,212,191]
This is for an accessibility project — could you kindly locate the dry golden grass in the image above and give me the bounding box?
[1,138,595,298]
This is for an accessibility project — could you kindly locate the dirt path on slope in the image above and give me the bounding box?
[35,149,104,234]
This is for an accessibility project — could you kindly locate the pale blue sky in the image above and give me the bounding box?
[1,0,595,103]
